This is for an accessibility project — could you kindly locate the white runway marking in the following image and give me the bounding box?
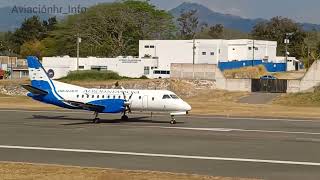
[0,145,320,166]
[1,109,320,122]
[143,126,320,135]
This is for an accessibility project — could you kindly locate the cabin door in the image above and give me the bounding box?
[142,95,148,110]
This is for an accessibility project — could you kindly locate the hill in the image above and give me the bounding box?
[170,2,320,32]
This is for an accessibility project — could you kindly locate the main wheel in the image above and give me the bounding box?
[93,118,100,124]
[121,115,129,121]
[170,120,176,124]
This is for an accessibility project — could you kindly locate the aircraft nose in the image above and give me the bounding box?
[183,101,192,111]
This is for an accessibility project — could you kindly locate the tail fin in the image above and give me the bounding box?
[27,56,55,93]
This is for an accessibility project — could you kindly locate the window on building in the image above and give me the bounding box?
[145,45,150,48]
[154,70,160,74]
[108,95,110,99]
[87,95,89,98]
[118,95,121,99]
[78,66,84,69]
[150,45,155,48]
[152,97,155,101]
[255,47,259,50]
[113,95,115,99]
[233,48,235,51]
[77,95,79,98]
[81,95,84,98]
[97,95,100,98]
[102,95,105,98]
[161,71,166,74]
[144,66,150,75]
[219,49,221,54]
[92,95,94,98]
[166,71,170,75]
[248,47,252,50]
[210,52,215,56]
[202,52,206,55]
[139,96,141,100]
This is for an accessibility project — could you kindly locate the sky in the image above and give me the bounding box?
[1,0,319,24]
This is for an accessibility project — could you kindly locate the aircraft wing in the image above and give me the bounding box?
[64,100,105,112]
[21,84,48,95]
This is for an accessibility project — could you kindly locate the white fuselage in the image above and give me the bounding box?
[53,81,191,113]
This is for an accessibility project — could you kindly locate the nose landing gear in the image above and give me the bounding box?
[170,115,176,124]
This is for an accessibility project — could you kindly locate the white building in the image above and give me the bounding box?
[42,39,283,79]
[42,56,160,79]
[139,39,278,71]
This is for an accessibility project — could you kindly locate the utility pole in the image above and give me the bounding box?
[76,33,81,71]
[252,40,255,66]
[192,38,196,79]
[192,38,196,64]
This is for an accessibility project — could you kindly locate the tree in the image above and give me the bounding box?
[42,0,176,57]
[20,40,46,58]
[208,24,224,39]
[251,16,306,58]
[177,10,199,39]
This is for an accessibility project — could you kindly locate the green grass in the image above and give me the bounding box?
[59,70,126,81]
[59,70,149,82]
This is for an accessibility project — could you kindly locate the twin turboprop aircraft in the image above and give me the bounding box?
[22,56,192,124]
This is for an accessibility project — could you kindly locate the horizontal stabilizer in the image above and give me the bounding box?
[21,84,48,95]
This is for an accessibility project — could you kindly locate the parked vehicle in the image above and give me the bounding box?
[260,75,277,80]
[0,70,4,79]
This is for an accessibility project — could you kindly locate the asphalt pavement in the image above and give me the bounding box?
[0,109,320,180]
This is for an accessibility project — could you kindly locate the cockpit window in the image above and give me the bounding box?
[162,95,171,99]
[170,94,179,99]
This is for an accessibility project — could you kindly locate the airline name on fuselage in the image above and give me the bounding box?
[58,89,140,94]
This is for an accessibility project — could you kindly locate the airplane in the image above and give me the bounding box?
[22,56,192,124]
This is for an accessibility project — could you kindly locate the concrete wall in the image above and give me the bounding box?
[287,60,320,93]
[171,63,251,92]
[171,63,217,80]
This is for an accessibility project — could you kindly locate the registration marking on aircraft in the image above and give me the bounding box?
[0,145,320,166]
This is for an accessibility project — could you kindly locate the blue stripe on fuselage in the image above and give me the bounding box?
[29,80,77,109]
[89,99,125,113]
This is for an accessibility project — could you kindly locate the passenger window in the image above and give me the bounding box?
[162,95,171,99]
[170,94,179,99]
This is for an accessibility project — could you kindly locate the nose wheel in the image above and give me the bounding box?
[170,115,176,124]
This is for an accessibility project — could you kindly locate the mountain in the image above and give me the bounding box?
[170,2,320,32]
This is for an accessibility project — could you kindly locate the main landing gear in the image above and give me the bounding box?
[93,111,100,124]
[121,114,129,121]
[170,115,176,125]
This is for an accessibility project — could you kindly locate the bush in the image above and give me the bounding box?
[60,70,123,81]
[139,75,148,79]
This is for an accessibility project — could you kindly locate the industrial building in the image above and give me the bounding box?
[40,39,298,79]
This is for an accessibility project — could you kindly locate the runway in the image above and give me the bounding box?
[0,110,320,180]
